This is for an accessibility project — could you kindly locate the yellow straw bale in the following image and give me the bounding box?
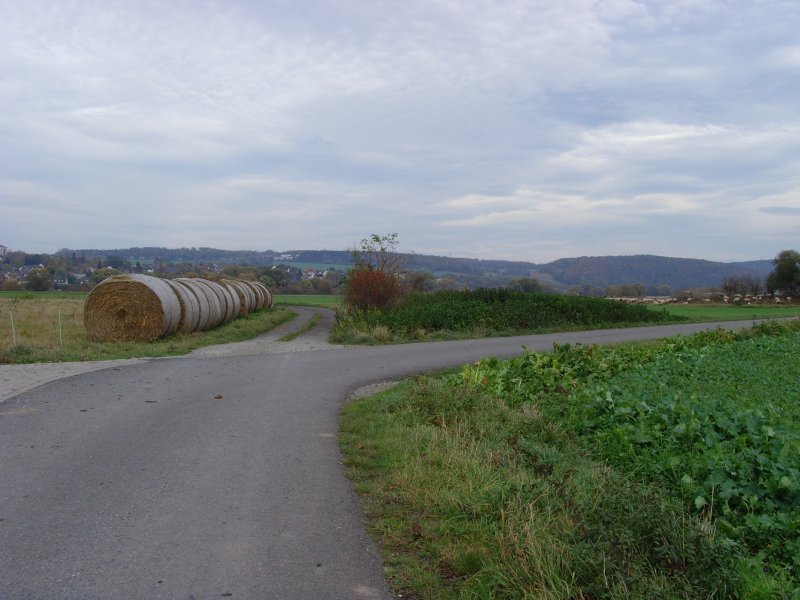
[84,274,181,341]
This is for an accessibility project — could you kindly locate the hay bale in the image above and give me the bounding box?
[255,282,273,309]
[198,280,230,326]
[84,274,181,341]
[174,278,209,331]
[176,278,220,330]
[164,279,201,333]
[241,280,265,310]
[223,279,254,315]
[211,280,237,324]
[219,280,242,318]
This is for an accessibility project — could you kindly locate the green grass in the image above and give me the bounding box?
[340,320,800,599]
[1,293,295,364]
[278,313,321,341]
[652,304,800,321]
[273,294,341,308]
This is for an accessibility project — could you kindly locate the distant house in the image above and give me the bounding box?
[0,244,7,257]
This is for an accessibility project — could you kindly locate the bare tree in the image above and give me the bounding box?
[349,233,407,276]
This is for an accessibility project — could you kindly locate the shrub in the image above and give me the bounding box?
[344,269,402,311]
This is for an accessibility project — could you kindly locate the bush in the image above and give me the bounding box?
[344,269,402,311]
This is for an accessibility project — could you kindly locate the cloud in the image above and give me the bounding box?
[1,0,798,263]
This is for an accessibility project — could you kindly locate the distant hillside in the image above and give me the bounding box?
[538,255,773,293]
[60,247,774,293]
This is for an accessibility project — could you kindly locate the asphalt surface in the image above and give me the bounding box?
[0,310,778,599]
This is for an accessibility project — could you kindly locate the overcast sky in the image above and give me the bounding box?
[1,0,798,263]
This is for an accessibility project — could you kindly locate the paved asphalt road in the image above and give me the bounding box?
[0,310,777,599]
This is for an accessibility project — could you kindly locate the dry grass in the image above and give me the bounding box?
[0,292,294,364]
[1,294,85,354]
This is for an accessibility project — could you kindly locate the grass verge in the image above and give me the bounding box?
[278,313,321,341]
[340,320,800,599]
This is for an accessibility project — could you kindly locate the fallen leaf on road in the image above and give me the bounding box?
[214,394,224,400]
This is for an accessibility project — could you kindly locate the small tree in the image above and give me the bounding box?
[349,233,406,277]
[508,277,553,293]
[345,233,406,310]
[25,267,52,291]
[2,276,22,291]
[91,267,121,284]
[767,250,800,295]
[345,269,400,310]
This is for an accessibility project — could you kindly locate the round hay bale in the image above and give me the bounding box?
[176,278,218,331]
[223,279,254,316]
[164,279,201,333]
[219,280,242,319]
[198,280,231,326]
[193,279,225,328]
[211,280,237,324]
[254,282,273,309]
[84,274,181,341]
[241,280,265,310]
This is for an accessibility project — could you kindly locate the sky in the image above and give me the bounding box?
[1,0,799,263]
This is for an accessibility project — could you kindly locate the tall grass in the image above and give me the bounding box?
[0,294,294,364]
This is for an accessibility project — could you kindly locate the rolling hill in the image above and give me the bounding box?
[59,247,775,294]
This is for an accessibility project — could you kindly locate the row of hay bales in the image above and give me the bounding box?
[84,274,272,342]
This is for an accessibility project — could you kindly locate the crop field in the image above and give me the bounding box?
[653,303,800,321]
[334,289,683,344]
[0,292,294,364]
[341,320,800,598]
[273,294,341,308]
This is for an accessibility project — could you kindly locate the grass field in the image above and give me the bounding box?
[273,294,341,307]
[0,292,295,364]
[341,320,800,598]
[653,303,800,320]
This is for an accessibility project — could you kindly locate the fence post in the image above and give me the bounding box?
[9,310,17,347]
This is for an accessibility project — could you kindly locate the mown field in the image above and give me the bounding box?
[0,292,294,364]
[333,289,683,344]
[341,320,800,599]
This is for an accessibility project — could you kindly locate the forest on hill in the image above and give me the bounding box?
[51,247,772,294]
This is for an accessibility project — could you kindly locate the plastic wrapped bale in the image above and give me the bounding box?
[84,274,181,341]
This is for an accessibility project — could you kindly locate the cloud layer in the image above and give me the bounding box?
[1,0,798,261]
